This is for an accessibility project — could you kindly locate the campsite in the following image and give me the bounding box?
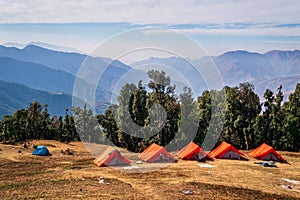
[0,140,299,199]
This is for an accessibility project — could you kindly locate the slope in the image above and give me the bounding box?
[0,80,82,119]
[0,57,76,94]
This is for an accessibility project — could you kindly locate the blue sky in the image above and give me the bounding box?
[0,0,299,60]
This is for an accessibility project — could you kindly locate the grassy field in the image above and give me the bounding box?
[0,140,299,199]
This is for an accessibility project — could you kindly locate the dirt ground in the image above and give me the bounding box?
[0,140,299,199]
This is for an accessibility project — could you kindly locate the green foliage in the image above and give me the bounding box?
[0,101,80,143]
[282,83,300,151]
[72,105,100,143]
[97,70,180,152]
[0,72,299,152]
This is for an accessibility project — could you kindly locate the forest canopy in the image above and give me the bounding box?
[0,70,299,152]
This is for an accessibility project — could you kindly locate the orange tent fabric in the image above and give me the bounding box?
[249,143,287,163]
[209,141,248,160]
[139,143,176,163]
[177,141,213,160]
[94,146,131,167]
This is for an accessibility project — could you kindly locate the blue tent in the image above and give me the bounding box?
[32,146,50,156]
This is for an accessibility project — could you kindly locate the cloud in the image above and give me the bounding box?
[172,26,300,37]
[1,0,299,24]
[1,0,299,56]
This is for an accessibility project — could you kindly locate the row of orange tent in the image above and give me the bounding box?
[94,141,287,167]
[209,141,287,163]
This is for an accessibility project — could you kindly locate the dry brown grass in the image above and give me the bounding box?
[0,140,299,199]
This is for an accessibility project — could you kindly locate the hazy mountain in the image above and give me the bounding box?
[0,56,115,109]
[264,50,300,76]
[0,80,82,119]
[0,45,86,75]
[254,75,300,101]
[132,56,208,96]
[132,50,300,100]
[0,45,132,102]
[2,42,83,53]
[0,45,131,77]
[0,57,77,94]
[210,50,300,86]
[211,50,276,86]
[1,44,299,119]
[2,42,26,49]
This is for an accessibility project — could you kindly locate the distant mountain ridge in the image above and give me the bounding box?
[2,42,83,53]
[0,45,86,75]
[0,80,81,119]
[212,50,300,83]
[0,45,133,117]
[213,50,300,99]
[0,57,76,94]
[0,45,131,76]
[132,50,300,100]
[0,43,299,118]
[0,44,132,97]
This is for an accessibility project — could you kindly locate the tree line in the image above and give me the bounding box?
[0,70,299,152]
[98,70,300,152]
[0,102,96,143]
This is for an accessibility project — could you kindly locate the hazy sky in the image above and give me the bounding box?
[0,0,299,59]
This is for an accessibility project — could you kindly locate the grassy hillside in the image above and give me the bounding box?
[0,140,299,199]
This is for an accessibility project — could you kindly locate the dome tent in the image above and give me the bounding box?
[32,146,50,156]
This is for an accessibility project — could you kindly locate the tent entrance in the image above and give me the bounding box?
[188,152,205,160]
[222,150,240,160]
[153,153,174,163]
[109,156,127,166]
[262,152,280,162]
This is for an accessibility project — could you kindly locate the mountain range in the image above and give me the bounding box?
[133,50,300,100]
[2,42,83,54]
[0,45,131,118]
[211,50,300,85]
[0,44,299,118]
[0,80,82,118]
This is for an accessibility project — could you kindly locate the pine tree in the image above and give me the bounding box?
[283,83,300,151]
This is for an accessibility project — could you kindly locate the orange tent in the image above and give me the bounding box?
[177,141,214,160]
[94,146,131,167]
[249,143,287,163]
[209,141,248,160]
[139,143,176,163]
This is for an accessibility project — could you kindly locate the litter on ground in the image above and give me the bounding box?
[254,161,277,167]
[123,166,141,170]
[99,179,104,184]
[281,185,293,189]
[197,163,215,168]
[282,178,300,185]
[182,190,193,195]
